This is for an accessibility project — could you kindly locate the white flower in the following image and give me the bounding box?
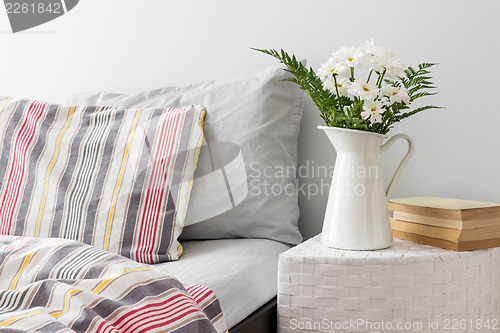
[321,79,336,92]
[317,59,350,80]
[360,39,380,56]
[322,77,350,96]
[380,86,410,104]
[379,58,405,79]
[361,100,384,123]
[331,46,368,69]
[361,40,405,79]
[335,78,351,96]
[371,49,404,78]
[348,81,379,100]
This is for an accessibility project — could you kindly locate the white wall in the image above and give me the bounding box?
[1,0,499,240]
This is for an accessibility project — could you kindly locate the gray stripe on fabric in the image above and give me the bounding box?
[34,242,85,281]
[200,297,224,321]
[55,246,105,280]
[28,280,59,309]
[70,278,182,332]
[158,109,193,258]
[157,192,176,262]
[0,288,31,314]
[120,108,161,258]
[168,109,192,204]
[82,254,123,279]
[15,104,59,235]
[62,107,114,241]
[82,108,124,244]
[35,321,70,333]
[0,99,28,193]
[50,106,97,238]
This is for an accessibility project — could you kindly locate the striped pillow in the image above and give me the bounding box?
[0,97,205,264]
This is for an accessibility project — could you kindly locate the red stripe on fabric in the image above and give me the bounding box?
[187,284,206,298]
[193,289,212,304]
[95,320,106,333]
[112,292,195,330]
[95,320,115,333]
[134,110,170,263]
[144,110,181,263]
[95,320,120,333]
[136,111,173,263]
[135,108,183,263]
[0,101,46,234]
[120,302,195,333]
[191,286,210,300]
[186,284,203,294]
[0,238,26,252]
[146,111,181,262]
[100,289,206,333]
[0,101,45,232]
[136,309,201,333]
[189,285,213,304]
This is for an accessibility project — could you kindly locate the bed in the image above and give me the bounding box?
[0,63,304,332]
[152,238,290,330]
[0,236,228,333]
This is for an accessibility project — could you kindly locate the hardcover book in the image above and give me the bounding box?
[389,197,500,251]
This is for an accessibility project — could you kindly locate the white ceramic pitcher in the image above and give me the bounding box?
[318,126,414,250]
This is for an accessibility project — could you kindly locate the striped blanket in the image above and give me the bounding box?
[0,236,227,333]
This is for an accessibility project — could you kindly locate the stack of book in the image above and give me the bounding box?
[389,196,500,251]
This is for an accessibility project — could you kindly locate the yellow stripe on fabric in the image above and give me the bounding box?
[52,267,149,318]
[104,109,142,251]
[200,109,205,128]
[0,96,12,113]
[35,106,76,237]
[9,250,36,290]
[51,288,81,318]
[92,267,149,293]
[177,109,206,256]
[0,310,45,327]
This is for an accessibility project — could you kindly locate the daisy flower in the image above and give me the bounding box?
[317,59,350,80]
[335,78,351,96]
[360,39,381,57]
[370,47,404,78]
[361,100,384,123]
[323,77,351,96]
[331,46,368,69]
[321,78,336,93]
[380,86,410,105]
[379,58,405,79]
[348,81,379,100]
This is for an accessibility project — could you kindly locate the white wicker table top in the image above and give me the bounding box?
[281,234,494,265]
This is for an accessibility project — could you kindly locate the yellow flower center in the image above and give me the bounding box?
[337,83,342,87]
[371,108,377,112]
[392,92,398,95]
[347,57,354,61]
[362,87,370,92]
[330,69,337,73]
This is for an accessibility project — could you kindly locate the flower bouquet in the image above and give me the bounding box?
[253,40,440,134]
[255,41,441,250]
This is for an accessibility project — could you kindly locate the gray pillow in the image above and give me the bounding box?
[67,64,304,245]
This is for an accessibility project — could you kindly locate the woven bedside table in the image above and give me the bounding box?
[278,235,500,333]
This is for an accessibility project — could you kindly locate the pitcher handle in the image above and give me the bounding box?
[380,133,414,200]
